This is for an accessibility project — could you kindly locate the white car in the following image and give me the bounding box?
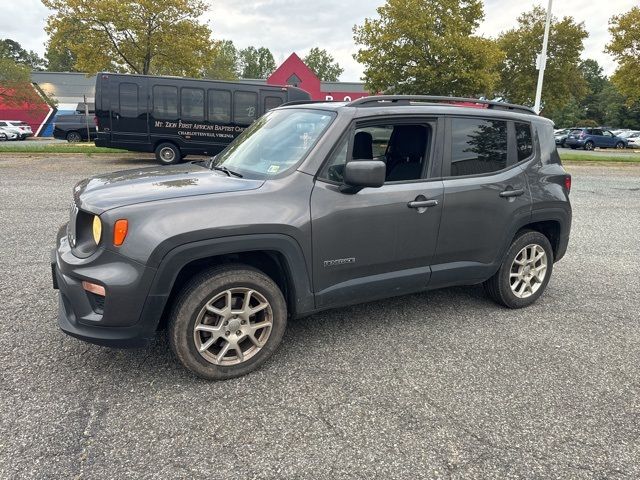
[625,132,640,148]
[0,120,33,140]
[0,126,20,141]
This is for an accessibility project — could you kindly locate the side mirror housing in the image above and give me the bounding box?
[342,160,386,190]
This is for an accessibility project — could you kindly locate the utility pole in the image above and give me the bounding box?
[533,0,553,114]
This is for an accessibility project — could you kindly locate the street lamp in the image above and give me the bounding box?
[533,0,553,114]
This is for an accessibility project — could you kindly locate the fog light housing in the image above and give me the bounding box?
[82,280,105,297]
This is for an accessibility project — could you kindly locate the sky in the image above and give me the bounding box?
[1,0,636,81]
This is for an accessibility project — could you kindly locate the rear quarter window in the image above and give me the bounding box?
[515,122,533,161]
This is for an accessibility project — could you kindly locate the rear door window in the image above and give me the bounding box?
[449,118,508,176]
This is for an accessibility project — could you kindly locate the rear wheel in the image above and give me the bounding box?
[66,131,82,143]
[484,230,553,309]
[155,142,182,165]
[584,141,594,151]
[168,264,287,380]
[615,141,624,149]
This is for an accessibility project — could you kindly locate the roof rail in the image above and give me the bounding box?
[347,95,536,115]
[279,100,335,107]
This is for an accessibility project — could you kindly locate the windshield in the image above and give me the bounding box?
[213,109,335,179]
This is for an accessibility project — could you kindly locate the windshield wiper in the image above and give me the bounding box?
[211,165,243,178]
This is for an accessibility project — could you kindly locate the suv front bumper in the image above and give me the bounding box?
[52,225,163,348]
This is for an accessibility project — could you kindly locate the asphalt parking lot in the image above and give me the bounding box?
[0,155,639,479]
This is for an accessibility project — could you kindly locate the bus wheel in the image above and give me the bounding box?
[155,142,182,165]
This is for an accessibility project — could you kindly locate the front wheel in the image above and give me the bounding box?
[168,265,287,380]
[484,230,554,309]
[615,142,624,149]
[155,142,182,165]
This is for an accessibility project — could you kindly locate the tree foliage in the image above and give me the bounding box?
[606,6,640,104]
[497,6,588,114]
[42,0,215,76]
[353,0,502,96]
[0,39,47,70]
[238,46,276,79]
[0,59,41,106]
[303,48,343,81]
[205,40,240,80]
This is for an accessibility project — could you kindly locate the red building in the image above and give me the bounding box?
[267,53,368,102]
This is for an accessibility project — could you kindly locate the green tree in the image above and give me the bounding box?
[205,40,239,80]
[606,6,640,104]
[497,6,588,114]
[0,59,41,105]
[353,0,502,96]
[0,39,47,70]
[238,46,276,79]
[42,0,215,76]
[303,47,344,81]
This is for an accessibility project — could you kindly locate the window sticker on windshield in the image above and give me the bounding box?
[267,165,280,174]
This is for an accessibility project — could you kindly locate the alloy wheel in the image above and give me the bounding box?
[193,288,273,366]
[509,244,548,299]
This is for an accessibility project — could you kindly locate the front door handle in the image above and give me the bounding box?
[408,199,438,208]
[499,188,525,198]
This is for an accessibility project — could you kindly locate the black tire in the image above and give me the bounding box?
[66,131,82,143]
[615,142,624,149]
[155,142,182,165]
[483,230,554,309]
[560,140,566,148]
[570,146,576,150]
[168,264,287,380]
[584,141,594,151]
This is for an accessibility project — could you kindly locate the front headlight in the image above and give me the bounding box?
[92,215,102,245]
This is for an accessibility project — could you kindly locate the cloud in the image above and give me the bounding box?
[3,0,636,81]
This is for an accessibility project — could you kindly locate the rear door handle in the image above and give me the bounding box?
[408,199,438,208]
[499,189,525,198]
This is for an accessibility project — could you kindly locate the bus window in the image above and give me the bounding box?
[264,96,283,112]
[153,85,178,119]
[119,83,138,118]
[234,91,258,125]
[181,88,204,120]
[208,90,231,123]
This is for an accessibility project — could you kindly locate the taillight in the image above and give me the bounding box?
[93,116,98,126]
[564,175,572,193]
[579,133,585,138]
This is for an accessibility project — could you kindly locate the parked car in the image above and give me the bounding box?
[0,126,20,141]
[554,128,573,147]
[0,120,33,140]
[53,113,98,142]
[565,127,627,150]
[625,132,640,148]
[52,95,572,380]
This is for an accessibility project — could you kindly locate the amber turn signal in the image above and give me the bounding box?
[82,281,106,296]
[113,219,129,246]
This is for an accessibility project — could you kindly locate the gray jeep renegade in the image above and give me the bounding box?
[52,96,572,380]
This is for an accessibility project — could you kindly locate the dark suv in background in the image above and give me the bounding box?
[565,127,627,150]
[53,113,98,142]
[52,96,572,380]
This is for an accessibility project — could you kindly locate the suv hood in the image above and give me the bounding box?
[74,162,264,214]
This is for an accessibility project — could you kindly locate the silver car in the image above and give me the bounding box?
[0,126,20,141]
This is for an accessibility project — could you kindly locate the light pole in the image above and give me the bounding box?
[533,0,553,114]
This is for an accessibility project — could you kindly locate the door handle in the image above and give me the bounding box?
[499,188,525,198]
[408,199,438,208]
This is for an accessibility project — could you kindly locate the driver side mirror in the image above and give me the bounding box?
[342,160,386,191]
